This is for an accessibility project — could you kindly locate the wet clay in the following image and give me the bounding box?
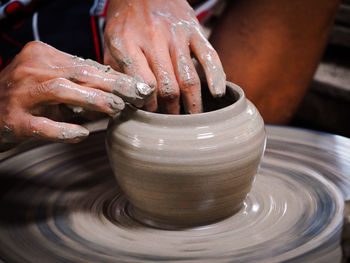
[72,57,114,74]
[70,56,154,108]
[30,118,89,142]
[106,82,266,228]
[57,126,89,142]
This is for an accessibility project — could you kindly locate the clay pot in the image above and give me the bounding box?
[106,81,266,229]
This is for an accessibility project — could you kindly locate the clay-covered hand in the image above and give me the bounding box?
[0,41,154,150]
[104,0,226,114]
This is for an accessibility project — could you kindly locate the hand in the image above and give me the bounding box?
[0,41,153,150]
[104,0,226,114]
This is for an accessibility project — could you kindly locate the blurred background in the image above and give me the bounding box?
[202,0,350,138]
[290,0,350,138]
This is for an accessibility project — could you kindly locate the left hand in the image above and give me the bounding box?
[104,0,226,114]
[0,41,154,150]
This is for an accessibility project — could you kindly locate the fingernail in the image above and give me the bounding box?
[136,82,154,97]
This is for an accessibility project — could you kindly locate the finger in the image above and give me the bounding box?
[39,40,155,107]
[19,42,154,108]
[54,61,154,108]
[144,44,180,114]
[26,116,89,143]
[142,91,158,113]
[104,32,128,70]
[170,43,202,114]
[103,42,122,72]
[116,46,158,112]
[190,28,226,97]
[33,78,125,117]
[106,37,158,111]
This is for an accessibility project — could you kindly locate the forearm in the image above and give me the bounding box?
[210,0,340,124]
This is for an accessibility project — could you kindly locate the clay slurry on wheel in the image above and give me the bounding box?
[0,129,345,262]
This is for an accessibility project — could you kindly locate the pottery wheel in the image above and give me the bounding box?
[0,126,348,262]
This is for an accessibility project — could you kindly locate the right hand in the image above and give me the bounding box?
[104,0,226,114]
[0,41,154,150]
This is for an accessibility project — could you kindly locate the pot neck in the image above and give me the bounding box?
[121,82,247,127]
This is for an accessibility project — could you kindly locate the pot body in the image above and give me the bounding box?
[106,82,266,228]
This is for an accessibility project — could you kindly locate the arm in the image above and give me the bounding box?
[210,0,340,123]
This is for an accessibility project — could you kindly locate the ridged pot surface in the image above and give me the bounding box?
[106,82,266,229]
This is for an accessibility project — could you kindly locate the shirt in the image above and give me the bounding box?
[0,0,219,70]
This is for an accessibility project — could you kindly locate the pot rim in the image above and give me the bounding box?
[123,81,247,125]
